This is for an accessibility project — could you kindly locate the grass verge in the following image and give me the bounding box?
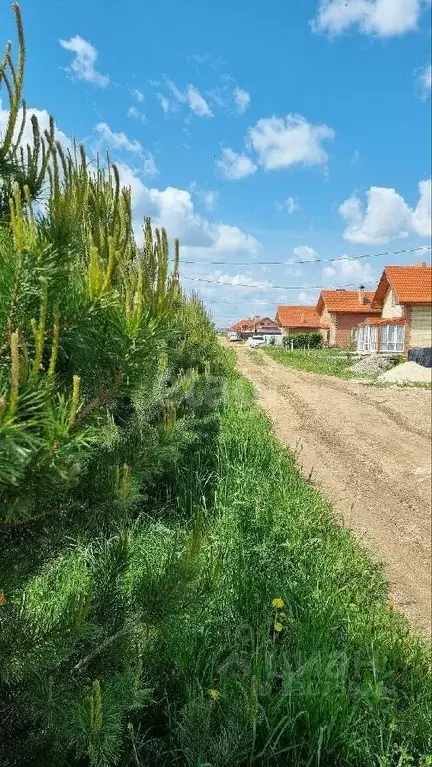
[263,347,363,379]
[135,373,430,766]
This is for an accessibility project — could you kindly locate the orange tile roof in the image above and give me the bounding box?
[317,290,380,314]
[359,317,405,327]
[276,305,322,328]
[373,265,432,306]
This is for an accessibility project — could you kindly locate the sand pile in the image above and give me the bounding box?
[378,361,432,384]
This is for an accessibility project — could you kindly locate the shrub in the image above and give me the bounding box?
[0,8,229,765]
[283,331,322,349]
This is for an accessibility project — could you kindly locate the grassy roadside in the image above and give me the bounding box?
[262,346,361,379]
[134,373,430,766]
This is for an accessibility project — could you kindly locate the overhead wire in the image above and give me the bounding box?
[177,244,431,267]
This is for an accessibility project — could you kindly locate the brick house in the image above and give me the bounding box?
[275,305,327,336]
[229,316,281,341]
[315,287,380,347]
[355,264,432,354]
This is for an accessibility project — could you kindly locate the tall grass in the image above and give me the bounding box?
[131,373,431,767]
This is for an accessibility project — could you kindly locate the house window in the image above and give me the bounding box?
[380,324,404,352]
[357,325,378,352]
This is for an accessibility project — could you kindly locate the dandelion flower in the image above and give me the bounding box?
[273,622,283,633]
[208,688,220,701]
[0,590,6,606]
[272,597,284,609]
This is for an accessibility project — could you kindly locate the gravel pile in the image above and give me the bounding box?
[349,355,393,375]
[378,361,432,384]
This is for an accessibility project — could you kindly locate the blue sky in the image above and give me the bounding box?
[1,0,431,325]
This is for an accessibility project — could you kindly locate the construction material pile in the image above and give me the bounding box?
[349,355,394,375]
[378,361,432,384]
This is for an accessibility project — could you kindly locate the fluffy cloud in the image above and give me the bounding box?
[116,163,259,254]
[339,180,431,243]
[186,85,213,117]
[411,179,431,237]
[127,106,146,123]
[94,122,142,153]
[164,80,213,117]
[0,103,70,154]
[323,257,377,285]
[217,148,257,179]
[293,246,318,261]
[156,94,171,114]
[93,122,158,176]
[59,36,109,87]
[233,87,251,114]
[132,88,144,102]
[200,272,271,288]
[248,114,335,171]
[418,63,432,99]
[312,0,426,37]
[190,183,219,211]
[276,196,300,213]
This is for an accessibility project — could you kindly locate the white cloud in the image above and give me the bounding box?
[212,225,259,254]
[185,85,213,117]
[191,183,219,211]
[0,103,70,152]
[156,93,171,114]
[94,122,142,153]
[127,106,146,123]
[165,80,213,117]
[417,63,432,99]
[297,291,314,304]
[217,147,257,179]
[132,88,144,102]
[116,162,259,254]
[312,0,427,37]
[293,246,319,261]
[142,153,159,177]
[323,257,377,284]
[59,35,109,87]
[204,271,271,288]
[276,196,300,213]
[411,179,431,237]
[340,180,431,243]
[248,113,335,171]
[233,87,251,114]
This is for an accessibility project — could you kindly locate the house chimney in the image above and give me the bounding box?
[358,284,365,305]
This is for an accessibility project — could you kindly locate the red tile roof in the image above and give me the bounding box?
[373,265,432,306]
[276,305,322,328]
[317,290,379,314]
[358,317,405,327]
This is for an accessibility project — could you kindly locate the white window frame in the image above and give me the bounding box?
[357,325,378,352]
[380,324,404,352]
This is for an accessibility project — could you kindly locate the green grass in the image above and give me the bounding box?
[262,346,361,379]
[131,373,431,766]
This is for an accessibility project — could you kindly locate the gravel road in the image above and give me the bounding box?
[232,344,432,637]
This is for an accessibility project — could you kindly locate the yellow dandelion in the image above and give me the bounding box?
[0,590,6,606]
[272,597,284,609]
[208,688,220,701]
[273,622,283,633]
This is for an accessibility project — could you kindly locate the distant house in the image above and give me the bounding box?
[316,287,380,347]
[275,305,325,337]
[229,316,282,343]
[355,264,432,354]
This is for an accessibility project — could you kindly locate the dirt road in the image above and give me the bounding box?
[233,345,432,636]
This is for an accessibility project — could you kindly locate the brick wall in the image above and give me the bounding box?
[334,312,379,347]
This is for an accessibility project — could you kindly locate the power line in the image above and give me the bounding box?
[178,244,431,267]
[182,276,377,290]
